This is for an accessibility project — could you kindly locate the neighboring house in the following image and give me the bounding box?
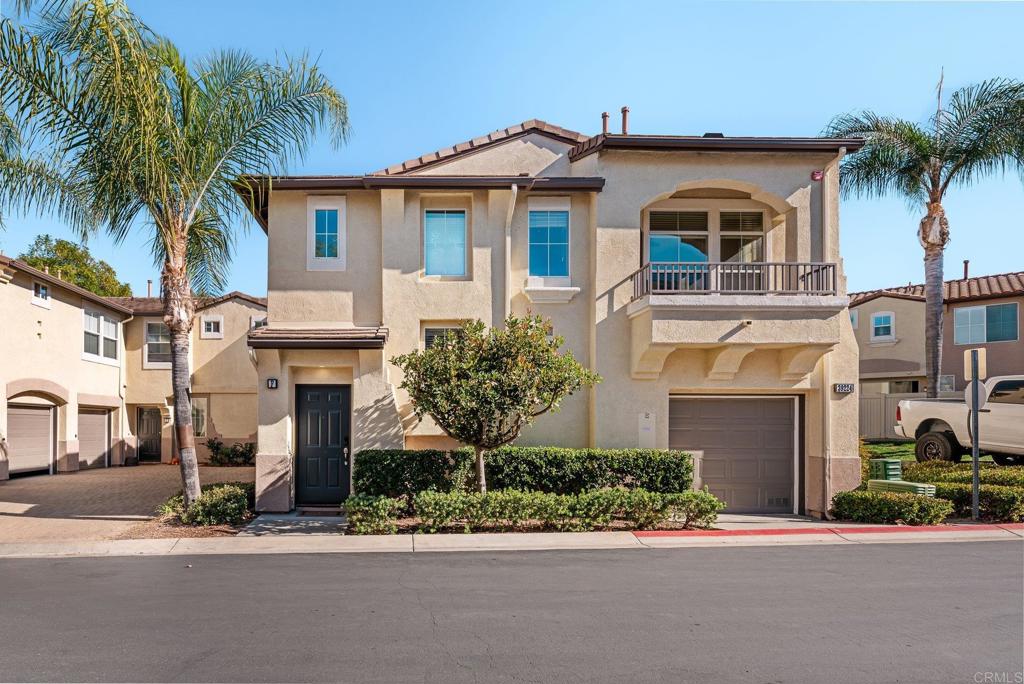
[0,255,132,479]
[238,117,865,517]
[850,270,1023,393]
[107,292,266,464]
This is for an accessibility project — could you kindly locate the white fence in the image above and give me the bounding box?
[859,391,960,440]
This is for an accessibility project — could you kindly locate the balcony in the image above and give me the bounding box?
[626,262,848,381]
[631,262,837,299]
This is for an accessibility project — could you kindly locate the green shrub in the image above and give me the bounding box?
[343,495,404,535]
[206,438,256,466]
[412,487,722,533]
[830,490,953,525]
[159,481,255,518]
[931,483,1024,522]
[354,447,693,501]
[165,483,252,526]
[904,462,1024,488]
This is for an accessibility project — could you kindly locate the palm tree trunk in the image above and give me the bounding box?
[162,252,201,508]
[919,201,950,398]
[474,446,488,494]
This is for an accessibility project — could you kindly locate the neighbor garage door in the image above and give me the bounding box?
[669,397,796,513]
[7,405,54,474]
[78,409,110,469]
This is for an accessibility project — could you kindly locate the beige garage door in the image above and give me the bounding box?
[669,397,796,514]
[78,409,110,469]
[7,405,54,474]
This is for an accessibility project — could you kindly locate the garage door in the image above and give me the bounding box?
[669,397,796,514]
[7,405,54,474]
[78,409,110,469]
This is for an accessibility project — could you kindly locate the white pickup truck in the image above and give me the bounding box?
[895,375,1024,466]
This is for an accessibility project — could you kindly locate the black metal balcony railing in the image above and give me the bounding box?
[631,262,837,300]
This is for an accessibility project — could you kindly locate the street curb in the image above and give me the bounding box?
[634,523,1024,538]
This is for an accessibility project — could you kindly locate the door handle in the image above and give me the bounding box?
[343,446,349,466]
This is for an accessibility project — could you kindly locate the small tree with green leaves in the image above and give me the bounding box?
[19,235,132,296]
[392,315,600,493]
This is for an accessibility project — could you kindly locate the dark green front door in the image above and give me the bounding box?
[295,385,351,505]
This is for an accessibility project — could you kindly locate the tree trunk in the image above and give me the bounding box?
[919,202,950,399]
[162,250,201,508]
[474,446,487,494]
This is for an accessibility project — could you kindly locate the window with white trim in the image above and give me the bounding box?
[83,309,118,362]
[424,209,467,277]
[191,396,208,437]
[528,200,570,279]
[32,281,51,308]
[306,196,346,271]
[719,211,765,263]
[938,375,955,392]
[424,326,462,350]
[144,321,172,368]
[200,314,224,340]
[954,302,1018,344]
[870,312,895,341]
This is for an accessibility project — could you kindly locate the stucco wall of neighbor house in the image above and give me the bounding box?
[942,295,1024,390]
[852,296,926,387]
[0,269,126,479]
[412,133,574,177]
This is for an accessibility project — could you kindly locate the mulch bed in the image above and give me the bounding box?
[112,513,254,539]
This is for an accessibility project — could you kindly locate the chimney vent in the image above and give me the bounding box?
[147,279,153,297]
[620,106,629,135]
[601,112,609,135]
[963,260,969,280]
[703,132,725,138]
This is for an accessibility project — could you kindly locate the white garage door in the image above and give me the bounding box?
[78,409,110,469]
[669,397,797,514]
[7,405,54,474]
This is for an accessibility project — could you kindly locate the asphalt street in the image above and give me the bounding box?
[1,541,1021,683]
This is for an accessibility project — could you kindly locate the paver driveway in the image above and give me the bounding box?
[0,465,254,542]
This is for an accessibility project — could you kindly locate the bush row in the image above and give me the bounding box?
[205,438,256,467]
[903,462,1024,488]
[353,447,694,506]
[931,483,1024,522]
[343,488,724,535]
[830,490,953,526]
[159,481,256,526]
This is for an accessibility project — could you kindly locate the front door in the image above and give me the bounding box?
[296,385,351,505]
[137,407,162,462]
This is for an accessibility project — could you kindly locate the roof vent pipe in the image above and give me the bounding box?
[601,112,609,135]
[963,260,969,280]
[147,279,153,297]
[620,106,629,135]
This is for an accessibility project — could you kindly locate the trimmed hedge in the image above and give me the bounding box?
[353,447,693,505]
[344,495,404,534]
[830,490,953,526]
[160,481,256,526]
[931,483,1024,522]
[904,462,1024,488]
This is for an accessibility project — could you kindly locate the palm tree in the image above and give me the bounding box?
[0,0,348,506]
[825,77,1024,397]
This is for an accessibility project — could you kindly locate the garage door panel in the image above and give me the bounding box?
[78,409,110,470]
[729,459,759,480]
[8,405,53,474]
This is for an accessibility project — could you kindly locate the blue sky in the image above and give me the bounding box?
[2,0,1022,296]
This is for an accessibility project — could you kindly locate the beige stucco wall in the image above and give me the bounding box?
[852,296,926,386]
[0,269,126,479]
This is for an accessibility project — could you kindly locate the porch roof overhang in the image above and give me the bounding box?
[247,326,388,350]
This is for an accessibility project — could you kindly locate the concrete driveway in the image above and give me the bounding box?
[0,465,254,542]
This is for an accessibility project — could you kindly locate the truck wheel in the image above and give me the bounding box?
[992,454,1024,467]
[916,432,957,462]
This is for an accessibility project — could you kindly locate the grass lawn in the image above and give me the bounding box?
[861,440,994,462]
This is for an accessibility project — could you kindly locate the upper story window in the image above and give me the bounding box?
[719,212,764,263]
[306,196,346,271]
[954,302,1018,345]
[200,314,224,340]
[424,209,467,277]
[528,201,570,279]
[250,315,268,329]
[32,281,51,308]
[870,312,894,341]
[144,321,172,369]
[424,326,462,349]
[648,211,708,263]
[83,309,118,364]
[990,378,1024,405]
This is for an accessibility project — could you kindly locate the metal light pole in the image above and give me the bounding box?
[971,349,980,522]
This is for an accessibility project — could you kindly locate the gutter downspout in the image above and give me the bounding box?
[821,146,846,518]
[119,313,133,466]
[503,184,519,322]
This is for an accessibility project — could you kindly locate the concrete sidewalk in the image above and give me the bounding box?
[0,523,1020,558]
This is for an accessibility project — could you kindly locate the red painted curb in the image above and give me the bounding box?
[634,524,1018,538]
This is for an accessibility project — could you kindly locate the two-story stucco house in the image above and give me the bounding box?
[851,268,1023,393]
[240,117,864,518]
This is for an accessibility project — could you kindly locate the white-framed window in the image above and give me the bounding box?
[191,396,208,437]
[424,209,467,277]
[954,302,1018,345]
[83,309,119,365]
[528,198,570,283]
[850,309,859,329]
[250,315,268,329]
[719,211,765,264]
[423,326,462,350]
[647,211,709,263]
[200,314,224,340]
[870,311,895,341]
[938,375,956,393]
[306,195,346,271]
[144,320,172,369]
[32,281,51,309]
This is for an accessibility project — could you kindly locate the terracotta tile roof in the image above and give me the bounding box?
[0,255,132,315]
[106,291,267,316]
[850,271,1024,306]
[247,326,388,349]
[371,119,588,176]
